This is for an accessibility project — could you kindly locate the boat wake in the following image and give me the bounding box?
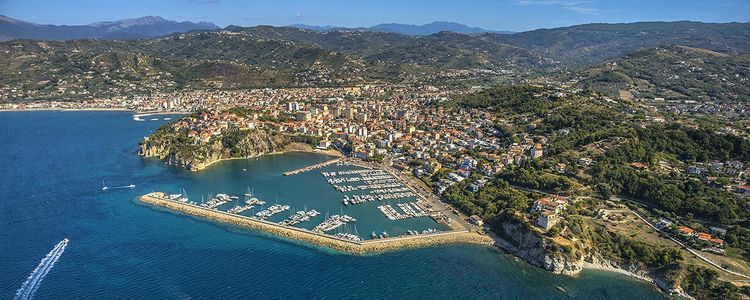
[14,238,69,300]
[101,181,136,191]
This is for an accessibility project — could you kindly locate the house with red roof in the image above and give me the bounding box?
[677,226,695,236]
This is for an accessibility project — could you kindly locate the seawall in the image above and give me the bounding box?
[139,193,493,254]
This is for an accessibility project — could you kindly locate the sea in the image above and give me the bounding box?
[0,111,667,299]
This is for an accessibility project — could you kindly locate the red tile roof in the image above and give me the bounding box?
[677,226,695,235]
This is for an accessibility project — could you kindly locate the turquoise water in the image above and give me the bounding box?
[0,111,666,299]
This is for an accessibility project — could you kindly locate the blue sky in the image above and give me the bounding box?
[1,0,748,32]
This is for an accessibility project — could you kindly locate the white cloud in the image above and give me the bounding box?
[516,0,602,15]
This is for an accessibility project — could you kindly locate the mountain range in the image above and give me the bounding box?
[288,21,513,35]
[2,19,750,101]
[0,15,219,41]
[0,16,514,41]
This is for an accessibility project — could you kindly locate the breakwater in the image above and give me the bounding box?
[139,192,492,254]
[283,157,343,176]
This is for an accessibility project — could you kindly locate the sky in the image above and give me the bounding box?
[1,0,749,32]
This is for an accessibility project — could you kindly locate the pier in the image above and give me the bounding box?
[139,192,492,254]
[283,157,343,176]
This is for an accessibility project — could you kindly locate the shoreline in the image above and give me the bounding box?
[139,192,494,254]
[140,140,682,296]
[0,108,135,112]
[580,262,660,289]
[0,108,191,115]
[133,111,191,118]
[486,230,680,297]
[186,145,343,172]
[143,188,676,295]
[580,262,692,299]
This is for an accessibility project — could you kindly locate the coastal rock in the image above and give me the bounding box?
[495,221,583,275]
[544,254,583,275]
[139,127,289,171]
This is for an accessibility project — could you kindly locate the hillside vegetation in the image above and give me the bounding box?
[3,21,750,101]
[577,46,750,101]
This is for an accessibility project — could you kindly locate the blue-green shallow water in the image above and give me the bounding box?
[0,111,666,299]
[177,155,448,237]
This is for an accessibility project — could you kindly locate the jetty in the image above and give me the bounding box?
[139,192,492,254]
[283,157,343,176]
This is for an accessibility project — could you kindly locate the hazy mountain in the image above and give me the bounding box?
[0,15,219,41]
[288,21,512,35]
[287,24,338,31]
[370,21,511,35]
[486,21,750,65]
[4,21,750,100]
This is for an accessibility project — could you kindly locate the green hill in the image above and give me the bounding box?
[577,45,750,101]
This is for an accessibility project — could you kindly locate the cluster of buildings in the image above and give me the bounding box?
[0,85,390,112]
[676,225,726,252]
[687,160,745,177]
[120,83,559,202]
[658,101,750,119]
[531,196,568,230]
[682,160,750,197]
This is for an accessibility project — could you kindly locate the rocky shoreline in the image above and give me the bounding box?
[487,223,686,298]
[158,144,341,172]
[138,126,311,171]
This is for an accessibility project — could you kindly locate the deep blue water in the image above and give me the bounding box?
[0,111,666,299]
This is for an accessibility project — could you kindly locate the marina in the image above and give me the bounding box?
[200,193,234,209]
[138,192,492,254]
[321,164,420,208]
[377,203,429,220]
[134,151,460,245]
[254,204,291,219]
[312,214,357,233]
[279,210,320,226]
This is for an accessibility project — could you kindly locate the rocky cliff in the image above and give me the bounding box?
[496,221,583,275]
[494,221,685,296]
[138,128,289,171]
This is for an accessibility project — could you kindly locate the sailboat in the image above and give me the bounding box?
[101,180,109,191]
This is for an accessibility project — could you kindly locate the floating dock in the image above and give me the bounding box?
[283,158,343,176]
[139,192,492,254]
